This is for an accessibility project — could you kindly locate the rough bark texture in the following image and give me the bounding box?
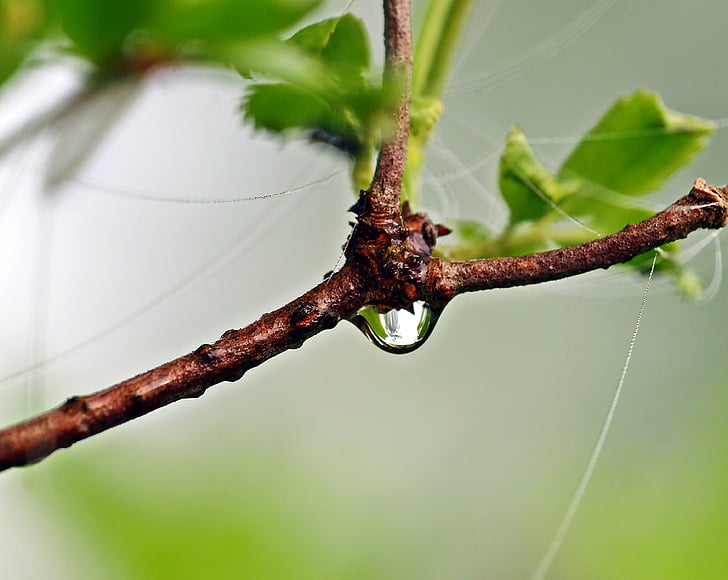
[1,0,727,472]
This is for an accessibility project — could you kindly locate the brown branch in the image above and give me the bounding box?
[354,0,412,235]
[425,179,728,301]
[0,268,370,469]
[3,178,726,470]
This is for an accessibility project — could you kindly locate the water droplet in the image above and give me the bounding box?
[351,301,440,354]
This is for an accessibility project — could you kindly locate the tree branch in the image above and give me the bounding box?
[0,268,370,469]
[425,179,728,301]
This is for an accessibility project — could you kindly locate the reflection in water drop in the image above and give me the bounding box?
[351,301,440,354]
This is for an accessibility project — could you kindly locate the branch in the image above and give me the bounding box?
[0,268,370,470]
[426,179,728,301]
[354,0,412,234]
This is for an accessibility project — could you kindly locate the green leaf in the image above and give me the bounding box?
[239,13,382,157]
[243,82,335,133]
[149,0,321,44]
[243,82,363,156]
[499,126,574,226]
[225,38,328,93]
[287,13,370,83]
[569,197,654,237]
[58,0,155,62]
[559,90,714,197]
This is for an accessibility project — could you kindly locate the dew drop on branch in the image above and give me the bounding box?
[351,301,440,354]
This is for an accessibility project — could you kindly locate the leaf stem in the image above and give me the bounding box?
[405,0,473,206]
[412,0,472,100]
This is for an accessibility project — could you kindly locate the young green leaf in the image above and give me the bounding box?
[499,126,574,226]
[240,12,383,160]
[243,82,339,134]
[288,13,370,83]
[559,90,714,197]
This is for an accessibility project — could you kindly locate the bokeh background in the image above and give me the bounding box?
[1,1,727,578]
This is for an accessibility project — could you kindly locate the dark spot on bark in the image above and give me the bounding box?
[220,328,237,339]
[290,303,320,329]
[129,392,147,415]
[195,343,220,364]
[63,396,88,413]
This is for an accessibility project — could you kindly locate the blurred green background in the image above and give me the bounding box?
[1,1,727,578]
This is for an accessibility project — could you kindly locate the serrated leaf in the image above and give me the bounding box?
[499,126,574,226]
[559,90,714,197]
[238,13,381,156]
[287,13,370,83]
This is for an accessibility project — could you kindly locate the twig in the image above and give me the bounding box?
[0,269,370,469]
[354,0,412,234]
[427,180,728,300]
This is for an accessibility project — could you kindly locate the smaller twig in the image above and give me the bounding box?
[427,179,728,300]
